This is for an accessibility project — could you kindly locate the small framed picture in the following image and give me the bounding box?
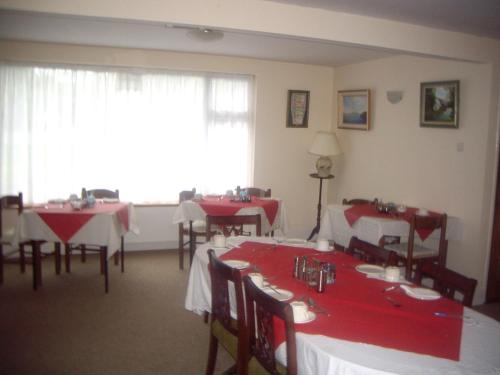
[286,90,309,128]
[338,89,370,130]
[420,80,459,128]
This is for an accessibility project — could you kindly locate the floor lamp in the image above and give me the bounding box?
[307,131,342,240]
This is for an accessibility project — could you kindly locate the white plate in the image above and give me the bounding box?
[103,198,120,203]
[367,273,410,284]
[294,311,316,324]
[285,238,308,245]
[401,285,441,300]
[355,264,385,276]
[223,260,250,270]
[262,287,294,301]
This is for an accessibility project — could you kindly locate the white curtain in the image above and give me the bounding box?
[0,63,254,203]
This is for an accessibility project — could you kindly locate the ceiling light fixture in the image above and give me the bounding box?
[186,28,224,42]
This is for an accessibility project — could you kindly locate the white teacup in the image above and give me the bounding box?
[213,234,226,248]
[316,238,330,251]
[226,190,234,197]
[385,266,400,282]
[417,208,429,216]
[290,301,309,322]
[248,272,264,288]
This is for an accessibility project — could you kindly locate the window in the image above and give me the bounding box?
[0,63,254,203]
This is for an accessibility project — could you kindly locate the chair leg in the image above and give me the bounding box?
[0,244,3,284]
[19,244,26,273]
[102,246,109,293]
[81,247,86,263]
[178,225,184,270]
[100,251,105,275]
[205,332,219,375]
[114,252,119,266]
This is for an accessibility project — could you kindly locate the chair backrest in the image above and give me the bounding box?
[243,276,297,375]
[407,213,447,265]
[347,236,396,266]
[236,186,271,198]
[0,193,23,237]
[414,261,477,307]
[179,188,196,203]
[342,198,378,205]
[82,188,119,199]
[207,249,248,373]
[206,214,261,241]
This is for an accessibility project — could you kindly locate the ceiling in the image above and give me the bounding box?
[1,1,498,67]
[268,0,500,40]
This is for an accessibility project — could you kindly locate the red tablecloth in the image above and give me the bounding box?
[220,241,463,361]
[34,203,129,243]
[344,204,441,240]
[198,197,279,226]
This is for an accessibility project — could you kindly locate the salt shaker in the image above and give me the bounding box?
[316,267,327,293]
[293,256,300,278]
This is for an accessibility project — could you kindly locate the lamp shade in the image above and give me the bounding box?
[308,131,342,156]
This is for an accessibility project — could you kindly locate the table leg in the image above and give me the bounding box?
[102,246,109,293]
[54,242,61,275]
[120,236,125,273]
[189,221,195,266]
[31,240,42,290]
[64,244,71,273]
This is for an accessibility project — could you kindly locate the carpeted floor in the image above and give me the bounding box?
[0,250,232,375]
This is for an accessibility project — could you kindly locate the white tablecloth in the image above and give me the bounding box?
[185,236,500,375]
[318,204,462,248]
[15,203,139,258]
[172,198,288,235]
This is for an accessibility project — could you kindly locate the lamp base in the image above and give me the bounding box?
[316,156,332,178]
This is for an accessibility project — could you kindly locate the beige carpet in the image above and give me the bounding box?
[0,250,232,375]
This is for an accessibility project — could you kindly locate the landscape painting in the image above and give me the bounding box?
[338,89,370,130]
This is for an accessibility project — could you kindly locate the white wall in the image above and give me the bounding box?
[331,55,497,303]
[0,40,334,241]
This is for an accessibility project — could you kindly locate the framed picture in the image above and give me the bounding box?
[286,90,309,128]
[420,80,459,128]
[338,89,370,130]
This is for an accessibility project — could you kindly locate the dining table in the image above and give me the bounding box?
[172,195,288,261]
[318,204,462,249]
[185,236,500,375]
[15,201,139,292]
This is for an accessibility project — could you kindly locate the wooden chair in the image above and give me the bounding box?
[342,198,378,205]
[346,236,397,266]
[178,188,210,269]
[243,275,297,375]
[236,186,271,198]
[206,249,248,375]
[383,213,447,280]
[414,261,477,307]
[65,188,124,273]
[206,214,261,241]
[1,193,61,284]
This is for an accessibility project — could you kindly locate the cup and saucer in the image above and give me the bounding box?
[416,208,429,216]
[290,301,316,324]
[315,238,333,252]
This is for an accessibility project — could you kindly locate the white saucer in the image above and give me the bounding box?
[355,264,384,276]
[285,238,308,245]
[262,287,293,302]
[401,285,441,300]
[294,311,316,324]
[367,273,410,284]
[315,245,334,252]
[223,259,250,270]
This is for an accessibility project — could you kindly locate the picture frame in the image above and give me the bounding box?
[420,80,459,128]
[286,90,309,128]
[338,89,370,130]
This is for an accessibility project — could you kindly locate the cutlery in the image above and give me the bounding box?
[382,285,398,293]
[385,296,401,307]
[307,297,331,316]
[434,312,467,319]
[265,284,284,295]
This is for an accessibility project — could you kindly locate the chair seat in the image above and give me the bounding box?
[211,319,238,359]
[248,356,287,375]
[385,242,438,259]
